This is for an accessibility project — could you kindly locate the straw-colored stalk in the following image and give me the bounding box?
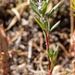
[0,25,9,75]
[71,31,75,74]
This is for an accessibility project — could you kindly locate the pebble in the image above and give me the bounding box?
[21,18,29,26]
[10,65,17,70]
[52,65,61,74]
[12,71,20,75]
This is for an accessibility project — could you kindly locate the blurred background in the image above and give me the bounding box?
[0,0,74,75]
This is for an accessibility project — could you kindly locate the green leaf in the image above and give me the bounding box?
[73,2,75,7]
[47,49,51,58]
[52,45,59,63]
[34,17,45,30]
[71,5,75,10]
[49,49,54,59]
[73,0,75,2]
[42,2,47,16]
[72,0,73,3]
[30,1,41,17]
[47,49,54,59]
[40,18,44,24]
[50,21,60,32]
[46,0,50,4]
[56,45,59,52]
[47,20,50,31]
[47,2,61,18]
[74,14,75,17]
[52,55,57,63]
[43,31,46,42]
[35,0,38,2]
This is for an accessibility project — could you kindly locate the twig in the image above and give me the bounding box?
[70,0,74,34]
[69,0,74,55]
[56,42,71,57]
[9,29,24,44]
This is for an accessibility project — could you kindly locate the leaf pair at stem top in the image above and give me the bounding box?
[30,0,61,33]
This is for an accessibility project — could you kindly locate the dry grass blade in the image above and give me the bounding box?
[39,53,46,75]
[0,25,9,75]
[71,30,75,46]
[32,43,46,52]
[71,30,75,74]
[8,50,28,56]
[5,16,17,31]
[5,2,29,31]
[56,42,71,57]
[9,29,24,44]
[28,40,32,63]
[12,8,21,21]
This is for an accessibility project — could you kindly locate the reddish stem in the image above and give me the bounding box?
[46,33,49,50]
[48,72,51,75]
[46,33,51,74]
[2,67,7,75]
[3,73,7,75]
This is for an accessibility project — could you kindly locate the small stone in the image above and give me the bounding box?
[19,44,25,50]
[18,57,24,64]
[52,65,61,74]
[21,18,29,26]
[12,71,20,75]
[10,65,17,70]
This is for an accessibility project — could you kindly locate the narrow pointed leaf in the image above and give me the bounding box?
[35,0,38,2]
[52,45,59,63]
[47,49,51,58]
[47,20,50,31]
[71,5,75,10]
[42,2,47,16]
[74,14,75,17]
[50,21,60,32]
[49,49,54,59]
[43,31,46,42]
[56,45,59,52]
[40,18,44,24]
[52,55,57,63]
[73,0,75,2]
[34,17,45,30]
[47,2,61,18]
[73,1,75,7]
[30,1,41,17]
